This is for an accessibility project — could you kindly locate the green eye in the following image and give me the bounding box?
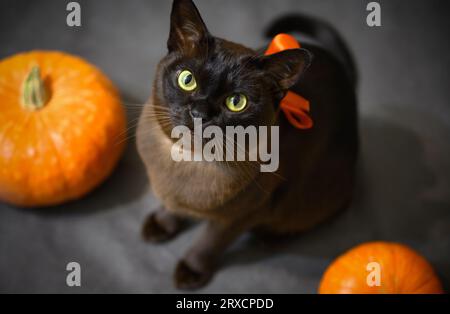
[225,93,247,112]
[177,70,197,91]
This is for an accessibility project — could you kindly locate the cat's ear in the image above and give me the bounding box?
[259,48,312,90]
[168,0,210,54]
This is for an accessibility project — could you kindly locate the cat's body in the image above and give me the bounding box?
[137,0,358,289]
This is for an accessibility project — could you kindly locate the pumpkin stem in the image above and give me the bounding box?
[22,66,48,110]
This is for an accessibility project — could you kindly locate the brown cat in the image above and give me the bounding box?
[137,0,358,289]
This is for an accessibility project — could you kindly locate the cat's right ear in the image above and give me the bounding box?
[258,48,313,90]
[168,0,210,55]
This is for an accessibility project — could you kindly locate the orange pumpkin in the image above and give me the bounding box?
[0,51,127,207]
[318,241,444,294]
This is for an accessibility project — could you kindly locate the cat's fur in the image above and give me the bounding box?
[137,0,358,289]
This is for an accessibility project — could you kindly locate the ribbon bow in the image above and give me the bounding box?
[265,34,313,129]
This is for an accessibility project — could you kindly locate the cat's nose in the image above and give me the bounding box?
[189,101,210,121]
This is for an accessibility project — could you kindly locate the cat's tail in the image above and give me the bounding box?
[265,14,358,87]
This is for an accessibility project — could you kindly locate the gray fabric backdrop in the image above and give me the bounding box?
[1,0,449,293]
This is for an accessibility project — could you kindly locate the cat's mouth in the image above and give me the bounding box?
[167,111,215,132]
[157,112,217,143]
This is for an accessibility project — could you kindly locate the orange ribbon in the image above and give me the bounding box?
[265,34,313,129]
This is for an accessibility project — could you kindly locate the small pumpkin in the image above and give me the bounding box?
[0,51,127,207]
[318,241,443,294]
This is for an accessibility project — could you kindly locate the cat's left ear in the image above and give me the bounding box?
[168,0,210,55]
[259,48,312,90]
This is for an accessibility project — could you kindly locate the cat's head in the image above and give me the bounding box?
[154,0,312,134]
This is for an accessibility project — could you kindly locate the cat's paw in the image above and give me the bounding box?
[174,259,213,290]
[141,213,176,243]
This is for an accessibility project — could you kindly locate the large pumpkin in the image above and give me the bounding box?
[318,241,443,294]
[0,51,127,207]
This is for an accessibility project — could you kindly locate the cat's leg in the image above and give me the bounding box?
[142,206,186,243]
[174,219,248,289]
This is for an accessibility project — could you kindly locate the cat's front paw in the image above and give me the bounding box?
[174,259,213,290]
[142,212,176,243]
